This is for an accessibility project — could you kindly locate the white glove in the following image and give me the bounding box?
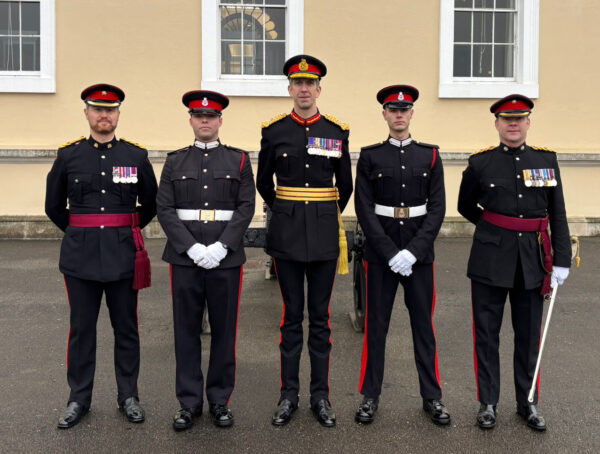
[198,241,228,270]
[389,249,417,275]
[186,243,207,263]
[550,266,570,288]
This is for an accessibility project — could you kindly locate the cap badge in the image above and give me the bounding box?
[101,91,107,96]
[512,99,517,104]
[397,92,404,101]
[299,58,309,71]
[202,97,209,106]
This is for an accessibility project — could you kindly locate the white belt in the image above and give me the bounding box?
[374,203,427,219]
[176,209,234,222]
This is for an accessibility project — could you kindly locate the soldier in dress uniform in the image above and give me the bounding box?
[257,54,353,427]
[156,90,255,431]
[458,94,571,431]
[45,83,158,429]
[353,85,450,426]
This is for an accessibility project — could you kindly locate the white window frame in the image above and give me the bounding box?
[438,0,539,98]
[0,0,55,93]
[202,0,303,97]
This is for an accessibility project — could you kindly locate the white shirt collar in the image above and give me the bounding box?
[388,137,413,148]
[194,140,220,149]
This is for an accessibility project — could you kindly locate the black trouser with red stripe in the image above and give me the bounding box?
[170,265,242,409]
[359,262,442,400]
[471,279,543,406]
[273,258,337,407]
[63,275,140,408]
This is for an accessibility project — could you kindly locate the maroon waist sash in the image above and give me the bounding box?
[481,210,552,296]
[69,213,151,290]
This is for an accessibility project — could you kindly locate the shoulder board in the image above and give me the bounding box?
[262,113,288,128]
[470,145,496,156]
[223,144,243,153]
[322,113,349,131]
[361,142,385,151]
[530,145,557,153]
[58,136,85,149]
[167,146,189,156]
[120,138,147,150]
[413,140,439,150]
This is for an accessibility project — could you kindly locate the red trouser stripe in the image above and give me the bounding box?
[228,266,244,405]
[272,259,286,394]
[358,261,369,393]
[471,282,480,401]
[431,262,442,389]
[63,276,72,371]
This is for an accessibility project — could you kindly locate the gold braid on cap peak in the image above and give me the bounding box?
[470,145,495,156]
[58,136,86,149]
[322,113,349,131]
[262,113,288,128]
[120,138,147,150]
[531,145,557,153]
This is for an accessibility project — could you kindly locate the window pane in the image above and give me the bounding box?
[454,11,471,42]
[22,2,40,35]
[455,0,472,7]
[453,44,471,77]
[221,0,241,3]
[494,44,513,77]
[473,12,492,43]
[266,0,286,4]
[265,41,284,74]
[265,7,285,40]
[0,2,19,35]
[474,0,494,8]
[495,0,515,9]
[21,36,40,70]
[222,41,242,74]
[221,6,242,40]
[243,41,263,75]
[494,12,514,43]
[242,0,263,4]
[0,36,20,70]
[473,44,492,77]
[243,7,262,40]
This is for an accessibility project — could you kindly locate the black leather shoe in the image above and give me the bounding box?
[272,399,297,427]
[517,403,546,432]
[355,397,379,424]
[477,403,497,430]
[173,407,202,431]
[118,397,145,423]
[57,401,89,429]
[312,399,336,428]
[209,403,234,428]
[423,399,451,426]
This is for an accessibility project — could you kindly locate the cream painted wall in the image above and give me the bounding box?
[0,0,599,218]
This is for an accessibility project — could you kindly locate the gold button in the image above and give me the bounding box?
[100,207,105,211]
[400,202,405,206]
[423,173,427,177]
[226,175,230,179]
[204,220,208,224]
[101,189,106,194]
[402,184,406,188]
[490,183,495,187]
[204,185,208,189]
[378,173,382,178]
[182,176,186,180]
[305,201,309,205]
[101,172,106,176]
[305,164,309,168]
[107,144,112,149]
[399,221,404,225]
[518,194,523,198]
[516,157,520,161]
[517,175,521,179]
[283,153,288,157]
[204,153,208,157]
[306,127,309,131]
[100,225,104,229]
[101,155,105,159]
[74,178,79,183]
[305,183,309,187]
[204,202,209,206]
[504,146,509,151]
[518,232,523,237]
[519,214,524,218]
[401,166,405,169]
[521,145,525,150]
[94,143,99,149]
[203,169,207,173]
[400,150,405,153]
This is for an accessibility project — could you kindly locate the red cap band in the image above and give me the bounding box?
[288,63,322,76]
[383,92,414,105]
[494,99,531,113]
[86,90,120,101]
[189,98,223,111]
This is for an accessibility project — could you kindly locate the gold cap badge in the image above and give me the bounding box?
[299,58,309,71]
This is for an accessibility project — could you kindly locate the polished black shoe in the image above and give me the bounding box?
[118,397,145,423]
[476,403,497,430]
[517,403,546,432]
[173,407,202,431]
[272,399,297,427]
[423,399,451,426]
[355,396,379,424]
[209,403,234,428]
[312,399,336,428]
[57,401,89,429]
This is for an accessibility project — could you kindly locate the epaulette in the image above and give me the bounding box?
[120,138,147,150]
[361,142,385,151]
[470,145,495,156]
[58,136,85,149]
[167,146,189,156]
[322,113,349,131]
[223,144,243,153]
[414,140,439,150]
[262,113,288,128]
[530,145,557,153]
